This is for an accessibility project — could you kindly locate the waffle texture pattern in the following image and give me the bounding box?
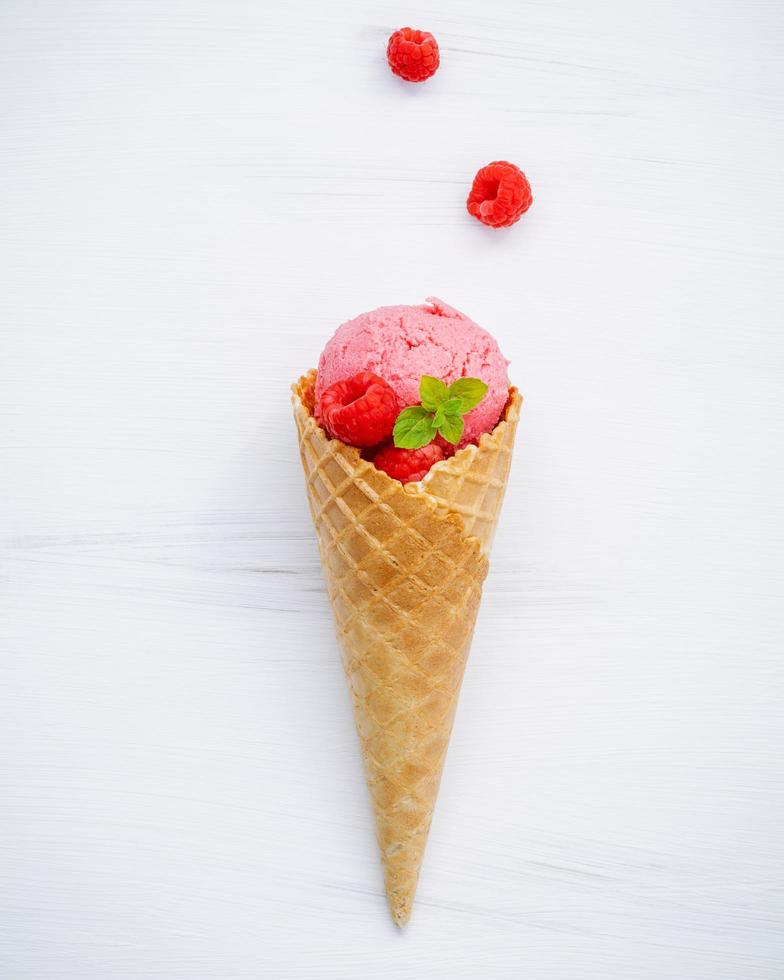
[292,371,521,925]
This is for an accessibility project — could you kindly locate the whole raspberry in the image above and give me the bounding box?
[434,434,460,458]
[386,27,440,83]
[373,442,445,483]
[467,161,533,228]
[316,372,399,448]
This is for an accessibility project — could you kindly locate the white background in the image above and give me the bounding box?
[1,1,783,977]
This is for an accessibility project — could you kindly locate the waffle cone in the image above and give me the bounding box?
[292,370,521,926]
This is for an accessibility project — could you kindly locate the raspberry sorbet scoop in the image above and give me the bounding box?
[315,298,510,448]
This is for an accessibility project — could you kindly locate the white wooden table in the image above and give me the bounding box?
[2,2,783,977]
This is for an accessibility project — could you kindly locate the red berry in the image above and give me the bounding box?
[373,442,445,483]
[433,434,459,457]
[316,372,399,448]
[467,161,533,228]
[387,27,440,83]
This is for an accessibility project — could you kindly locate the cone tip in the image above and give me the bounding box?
[389,895,413,929]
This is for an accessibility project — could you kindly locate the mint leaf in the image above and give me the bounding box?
[392,375,488,450]
[448,378,488,413]
[434,399,461,429]
[440,397,464,417]
[419,376,449,411]
[393,406,438,449]
[438,413,464,446]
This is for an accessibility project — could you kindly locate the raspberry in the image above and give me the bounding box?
[467,161,533,228]
[387,27,440,83]
[373,442,445,483]
[434,434,459,457]
[316,372,398,448]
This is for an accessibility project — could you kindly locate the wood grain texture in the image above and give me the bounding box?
[1,0,783,977]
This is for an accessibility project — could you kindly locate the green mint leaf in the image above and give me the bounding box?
[438,413,464,446]
[448,377,488,413]
[440,397,464,417]
[419,376,449,411]
[393,406,438,449]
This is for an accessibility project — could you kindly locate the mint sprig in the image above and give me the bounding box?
[393,375,488,450]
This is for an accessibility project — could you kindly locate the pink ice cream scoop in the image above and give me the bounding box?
[315,298,510,447]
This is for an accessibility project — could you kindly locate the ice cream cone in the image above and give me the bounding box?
[292,370,521,926]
